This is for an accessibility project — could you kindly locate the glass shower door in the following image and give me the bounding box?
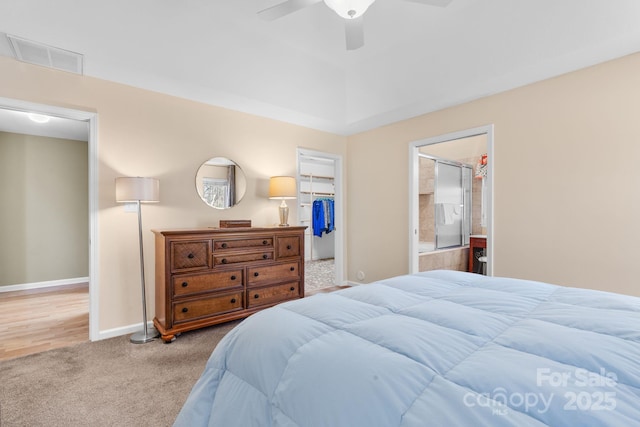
[435,161,463,249]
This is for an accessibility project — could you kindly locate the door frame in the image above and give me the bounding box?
[0,96,99,340]
[409,125,494,275]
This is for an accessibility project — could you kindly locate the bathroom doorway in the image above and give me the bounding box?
[409,125,494,275]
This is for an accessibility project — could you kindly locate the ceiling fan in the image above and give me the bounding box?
[258,0,452,50]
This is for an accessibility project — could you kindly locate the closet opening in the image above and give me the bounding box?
[296,148,343,293]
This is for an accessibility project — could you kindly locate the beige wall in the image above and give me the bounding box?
[3,49,640,335]
[348,52,640,297]
[0,132,88,286]
[0,57,346,333]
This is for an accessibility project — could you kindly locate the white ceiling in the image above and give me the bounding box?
[0,108,89,141]
[1,0,640,136]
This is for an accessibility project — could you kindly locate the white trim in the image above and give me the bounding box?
[296,147,345,287]
[88,113,99,341]
[98,321,156,341]
[409,125,494,276]
[0,277,89,293]
[0,97,99,341]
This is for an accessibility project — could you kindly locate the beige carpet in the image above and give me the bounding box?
[0,321,240,427]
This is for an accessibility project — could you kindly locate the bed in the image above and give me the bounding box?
[174,270,640,426]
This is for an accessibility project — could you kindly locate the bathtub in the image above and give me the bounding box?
[418,242,469,273]
[419,241,436,253]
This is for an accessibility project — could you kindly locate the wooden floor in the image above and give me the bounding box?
[0,283,89,361]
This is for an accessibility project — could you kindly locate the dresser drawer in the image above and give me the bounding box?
[276,236,301,258]
[172,269,243,297]
[247,261,300,286]
[213,251,273,266]
[214,237,273,251]
[247,282,300,308]
[173,292,243,323]
[171,240,210,272]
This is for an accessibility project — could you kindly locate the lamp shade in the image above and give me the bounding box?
[268,176,296,199]
[115,177,160,203]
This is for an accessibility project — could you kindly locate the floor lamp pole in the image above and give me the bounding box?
[130,200,159,344]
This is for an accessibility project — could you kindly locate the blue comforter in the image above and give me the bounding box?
[174,270,640,426]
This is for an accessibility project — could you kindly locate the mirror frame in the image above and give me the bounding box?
[195,157,246,209]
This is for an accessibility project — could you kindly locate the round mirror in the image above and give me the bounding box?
[195,157,247,209]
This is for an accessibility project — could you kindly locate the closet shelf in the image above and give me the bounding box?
[300,191,334,196]
[300,174,334,180]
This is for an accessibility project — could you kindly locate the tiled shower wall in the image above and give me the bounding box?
[418,157,435,243]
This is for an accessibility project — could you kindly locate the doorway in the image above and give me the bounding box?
[409,125,494,275]
[296,148,344,291]
[0,97,98,340]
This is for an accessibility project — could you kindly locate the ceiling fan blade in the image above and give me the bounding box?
[258,0,323,21]
[403,0,453,7]
[345,17,364,50]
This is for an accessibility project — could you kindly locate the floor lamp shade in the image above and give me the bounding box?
[115,177,159,203]
[115,176,160,344]
[269,176,296,227]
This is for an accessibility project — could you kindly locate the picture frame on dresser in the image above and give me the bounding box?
[153,226,306,343]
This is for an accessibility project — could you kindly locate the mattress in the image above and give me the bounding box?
[174,270,640,426]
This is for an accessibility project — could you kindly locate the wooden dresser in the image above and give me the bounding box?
[153,226,306,342]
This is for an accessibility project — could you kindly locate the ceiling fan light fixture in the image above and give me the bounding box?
[323,0,375,19]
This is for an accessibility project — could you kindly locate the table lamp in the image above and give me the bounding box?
[268,176,296,226]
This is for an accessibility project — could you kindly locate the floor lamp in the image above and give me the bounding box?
[115,176,160,344]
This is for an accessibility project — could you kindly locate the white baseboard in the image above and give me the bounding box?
[97,321,157,341]
[0,277,89,293]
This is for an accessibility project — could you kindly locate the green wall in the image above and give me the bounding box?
[0,132,88,286]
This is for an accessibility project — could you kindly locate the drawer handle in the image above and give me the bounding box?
[262,240,268,245]
[290,286,295,291]
[287,245,292,250]
[231,298,237,303]
[187,253,194,259]
[181,282,188,288]
[254,272,259,277]
[290,267,295,271]
[221,258,228,264]
[262,254,268,259]
[254,294,260,299]
[182,307,188,313]
[230,275,236,281]
[221,243,228,248]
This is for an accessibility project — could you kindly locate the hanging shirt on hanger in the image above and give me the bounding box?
[312,198,334,237]
[312,199,325,237]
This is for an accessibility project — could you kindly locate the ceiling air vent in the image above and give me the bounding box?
[6,34,83,75]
